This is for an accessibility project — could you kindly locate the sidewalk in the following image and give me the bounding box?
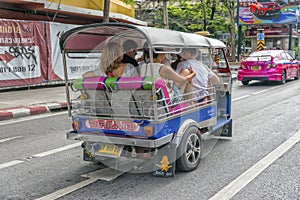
[0,85,68,121]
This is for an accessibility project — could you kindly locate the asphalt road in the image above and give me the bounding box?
[1,79,300,200]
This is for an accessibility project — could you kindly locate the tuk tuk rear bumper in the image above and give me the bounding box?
[66,131,173,148]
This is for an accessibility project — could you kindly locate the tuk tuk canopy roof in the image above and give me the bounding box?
[60,22,226,52]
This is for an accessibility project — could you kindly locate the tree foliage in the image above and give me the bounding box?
[165,0,233,38]
[156,0,236,61]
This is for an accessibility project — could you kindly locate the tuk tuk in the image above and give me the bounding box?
[59,22,233,177]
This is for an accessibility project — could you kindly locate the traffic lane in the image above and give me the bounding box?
[232,78,300,120]
[232,140,300,200]
[0,146,103,200]
[56,81,300,198]
[231,79,296,99]
[1,81,299,199]
[0,112,73,164]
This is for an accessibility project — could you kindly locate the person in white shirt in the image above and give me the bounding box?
[176,48,219,103]
[139,48,195,101]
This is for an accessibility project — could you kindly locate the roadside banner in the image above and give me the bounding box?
[47,22,99,80]
[0,19,48,87]
[47,22,78,80]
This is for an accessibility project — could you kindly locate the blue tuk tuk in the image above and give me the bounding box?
[60,23,233,177]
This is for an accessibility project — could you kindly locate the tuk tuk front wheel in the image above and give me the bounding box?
[176,126,202,172]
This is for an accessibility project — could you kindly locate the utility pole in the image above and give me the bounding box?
[297,5,300,58]
[163,0,169,29]
[103,0,110,22]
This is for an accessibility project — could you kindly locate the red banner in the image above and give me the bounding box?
[0,19,49,87]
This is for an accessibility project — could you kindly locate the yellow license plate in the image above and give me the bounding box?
[251,66,260,70]
[97,144,123,157]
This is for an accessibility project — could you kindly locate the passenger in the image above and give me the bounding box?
[82,42,138,78]
[171,54,183,71]
[122,39,139,67]
[140,48,195,100]
[176,48,220,103]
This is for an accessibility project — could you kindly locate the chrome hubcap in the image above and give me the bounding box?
[185,133,201,165]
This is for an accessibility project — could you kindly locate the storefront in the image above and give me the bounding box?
[245,26,298,51]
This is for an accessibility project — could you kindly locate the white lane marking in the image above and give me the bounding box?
[0,111,68,126]
[32,142,81,158]
[36,178,98,200]
[232,83,285,102]
[209,129,300,200]
[232,95,250,102]
[0,136,23,143]
[0,160,24,169]
[252,89,268,95]
[0,142,81,170]
[37,159,145,200]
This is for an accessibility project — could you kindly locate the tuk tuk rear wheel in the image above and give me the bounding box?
[176,126,202,172]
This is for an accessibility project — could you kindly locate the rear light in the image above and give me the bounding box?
[239,63,246,69]
[266,63,276,69]
[144,126,154,137]
[72,121,80,131]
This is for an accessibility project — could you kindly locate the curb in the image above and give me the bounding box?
[0,102,68,121]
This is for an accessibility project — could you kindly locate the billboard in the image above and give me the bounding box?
[238,0,300,25]
[0,20,49,87]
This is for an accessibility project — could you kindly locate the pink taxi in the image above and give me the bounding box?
[238,50,300,85]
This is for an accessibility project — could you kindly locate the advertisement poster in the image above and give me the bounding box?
[48,22,100,80]
[238,0,300,25]
[0,20,48,87]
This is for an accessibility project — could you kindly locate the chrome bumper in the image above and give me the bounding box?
[66,131,173,148]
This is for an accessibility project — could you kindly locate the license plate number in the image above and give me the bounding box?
[96,144,124,157]
[251,66,260,70]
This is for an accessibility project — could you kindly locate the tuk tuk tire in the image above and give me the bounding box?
[176,126,202,172]
[241,80,249,85]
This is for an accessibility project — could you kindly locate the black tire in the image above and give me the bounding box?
[176,126,202,172]
[294,67,300,80]
[281,70,286,84]
[242,80,249,85]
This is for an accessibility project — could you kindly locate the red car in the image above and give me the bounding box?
[238,50,300,85]
[250,0,281,17]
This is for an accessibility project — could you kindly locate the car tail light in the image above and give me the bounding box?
[144,126,154,137]
[239,63,246,69]
[72,121,80,131]
[266,63,276,69]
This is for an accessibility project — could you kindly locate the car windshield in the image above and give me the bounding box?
[257,0,273,2]
[246,51,278,61]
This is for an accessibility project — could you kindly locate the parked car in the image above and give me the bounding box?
[238,50,300,85]
[250,0,281,18]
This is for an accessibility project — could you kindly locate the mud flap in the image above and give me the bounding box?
[220,118,232,138]
[83,149,94,162]
[152,142,176,177]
